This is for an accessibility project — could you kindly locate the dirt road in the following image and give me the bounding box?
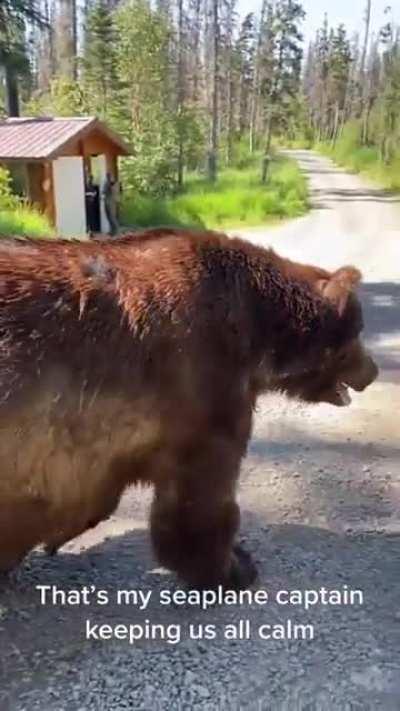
[1,151,399,710]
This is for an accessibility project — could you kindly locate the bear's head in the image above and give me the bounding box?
[269,266,378,406]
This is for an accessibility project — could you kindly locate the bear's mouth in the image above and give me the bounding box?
[335,381,352,406]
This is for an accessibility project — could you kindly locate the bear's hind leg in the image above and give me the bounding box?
[44,479,125,555]
[0,500,47,572]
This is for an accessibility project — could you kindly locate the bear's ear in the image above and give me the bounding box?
[316,266,362,316]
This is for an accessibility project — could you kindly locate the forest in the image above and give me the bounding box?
[1,0,400,235]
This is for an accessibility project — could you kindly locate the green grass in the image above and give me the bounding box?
[316,123,400,192]
[121,156,309,230]
[0,156,308,239]
[0,205,54,239]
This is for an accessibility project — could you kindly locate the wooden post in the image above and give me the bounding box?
[106,153,118,180]
[43,162,55,227]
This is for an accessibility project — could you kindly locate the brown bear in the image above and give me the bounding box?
[0,228,377,586]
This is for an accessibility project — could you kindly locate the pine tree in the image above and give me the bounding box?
[0,0,47,115]
[207,0,220,181]
[114,0,177,194]
[221,0,237,164]
[327,24,352,143]
[187,0,203,105]
[359,0,372,141]
[249,0,267,154]
[311,15,330,140]
[236,13,256,138]
[260,0,304,179]
[83,0,119,120]
[379,22,400,162]
[361,37,381,145]
[35,0,54,94]
[176,0,186,186]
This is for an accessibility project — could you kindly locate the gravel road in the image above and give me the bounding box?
[1,151,399,710]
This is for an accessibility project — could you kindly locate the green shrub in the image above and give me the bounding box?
[0,166,20,211]
[317,121,400,191]
[121,156,308,229]
[0,207,54,238]
[0,165,54,238]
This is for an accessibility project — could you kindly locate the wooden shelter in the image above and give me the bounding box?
[0,116,131,236]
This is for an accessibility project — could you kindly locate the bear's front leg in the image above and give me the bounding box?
[150,441,257,588]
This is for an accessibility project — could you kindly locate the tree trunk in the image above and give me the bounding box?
[226,74,234,165]
[359,0,372,82]
[72,0,78,80]
[37,0,53,92]
[331,103,340,146]
[191,0,202,104]
[207,0,219,182]
[5,64,20,117]
[56,0,77,78]
[360,0,372,143]
[362,100,371,145]
[249,0,267,154]
[225,0,235,165]
[177,0,185,188]
[261,108,272,183]
[238,62,247,136]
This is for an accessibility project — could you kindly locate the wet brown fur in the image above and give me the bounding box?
[0,228,377,585]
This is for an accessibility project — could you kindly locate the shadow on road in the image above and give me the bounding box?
[1,515,400,708]
[288,150,400,204]
[361,282,400,339]
[305,169,342,176]
[248,429,400,465]
[311,187,400,204]
[360,282,400,383]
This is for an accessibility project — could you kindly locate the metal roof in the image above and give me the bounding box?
[0,116,131,161]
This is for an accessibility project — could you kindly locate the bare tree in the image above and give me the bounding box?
[55,0,78,79]
[207,0,219,181]
[360,0,372,143]
[36,0,54,92]
[177,0,185,186]
[224,0,236,164]
[360,0,372,79]
[189,0,203,104]
[236,14,256,137]
[249,0,267,153]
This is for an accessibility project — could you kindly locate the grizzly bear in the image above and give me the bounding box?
[0,228,377,587]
